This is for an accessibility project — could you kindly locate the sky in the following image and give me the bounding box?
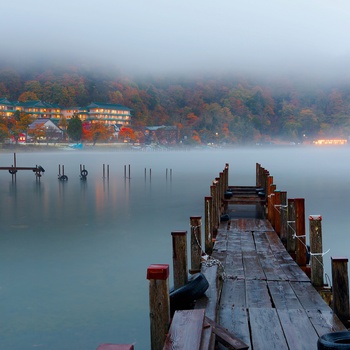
[2,0,350,79]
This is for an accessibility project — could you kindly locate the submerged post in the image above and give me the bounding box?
[309,215,324,287]
[171,231,188,290]
[147,264,170,350]
[190,216,202,274]
[331,257,350,326]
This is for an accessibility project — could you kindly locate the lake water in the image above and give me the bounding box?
[1,145,350,349]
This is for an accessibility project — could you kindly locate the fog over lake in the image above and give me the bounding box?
[0,146,349,349]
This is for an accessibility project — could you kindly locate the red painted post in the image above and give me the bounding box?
[147,264,170,350]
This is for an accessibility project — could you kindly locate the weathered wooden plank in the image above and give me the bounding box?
[240,232,256,252]
[249,307,288,350]
[225,251,244,279]
[220,279,246,308]
[195,265,218,320]
[219,307,252,350]
[277,308,319,350]
[290,281,331,311]
[268,281,303,309]
[265,230,287,252]
[163,309,205,350]
[205,317,249,350]
[273,251,310,282]
[245,280,271,307]
[306,309,347,336]
[257,251,286,281]
[243,251,266,280]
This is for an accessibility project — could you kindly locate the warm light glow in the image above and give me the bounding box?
[313,139,347,145]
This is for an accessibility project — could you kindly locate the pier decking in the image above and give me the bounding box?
[199,184,347,349]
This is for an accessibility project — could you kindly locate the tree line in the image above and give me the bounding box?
[0,64,350,144]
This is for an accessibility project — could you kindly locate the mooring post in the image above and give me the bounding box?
[204,196,213,254]
[287,198,296,257]
[107,164,109,179]
[268,184,276,224]
[280,191,288,247]
[295,198,307,267]
[274,190,281,235]
[256,163,260,187]
[128,164,130,179]
[124,165,126,179]
[103,164,105,178]
[190,216,202,274]
[147,264,170,350]
[211,183,218,229]
[309,215,324,287]
[215,177,222,215]
[96,344,134,350]
[171,231,188,290]
[225,163,229,190]
[331,257,350,326]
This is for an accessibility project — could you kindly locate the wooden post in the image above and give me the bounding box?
[124,165,126,179]
[107,164,109,179]
[147,264,170,350]
[274,190,281,235]
[295,198,306,267]
[225,163,229,190]
[331,257,350,325]
[211,184,218,229]
[268,184,276,224]
[280,191,288,247]
[309,215,324,287]
[256,163,260,187]
[287,198,296,257]
[171,231,188,290]
[204,196,212,254]
[103,164,105,178]
[190,216,202,274]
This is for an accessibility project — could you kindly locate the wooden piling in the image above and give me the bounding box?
[287,198,296,256]
[204,196,213,254]
[171,231,188,290]
[190,216,202,274]
[295,198,306,267]
[331,257,350,325]
[280,191,288,247]
[210,184,218,229]
[309,215,324,287]
[267,183,276,222]
[147,264,170,350]
[274,190,281,235]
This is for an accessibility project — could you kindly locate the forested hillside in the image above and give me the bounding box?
[0,64,349,144]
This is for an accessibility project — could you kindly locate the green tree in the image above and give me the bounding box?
[67,115,82,141]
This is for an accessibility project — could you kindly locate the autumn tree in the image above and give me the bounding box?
[18,91,39,102]
[118,127,136,143]
[83,122,114,145]
[28,124,46,143]
[67,115,82,141]
[8,111,33,144]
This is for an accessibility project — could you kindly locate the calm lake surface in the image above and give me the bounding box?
[1,145,350,349]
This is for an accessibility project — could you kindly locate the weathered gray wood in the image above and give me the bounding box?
[171,231,188,290]
[249,307,288,350]
[204,196,213,254]
[220,279,246,308]
[295,198,307,267]
[205,316,249,350]
[306,309,347,336]
[190,216,202,273]
[287,198,296,254]
[276,309,319,350]
[331,257,350,325]
[163,309,205,350]
[245,280,271,307]
[243,251,266,280]
[309,215,324,287]
[290,281,330,310]
[268,281,303,309]
[279,191,288,247]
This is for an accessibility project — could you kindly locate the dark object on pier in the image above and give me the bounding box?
[317,331,350,349]
[224,191,233,199]
[170,272,209,316]
[59,175,68,181]
[220,214,230,222]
